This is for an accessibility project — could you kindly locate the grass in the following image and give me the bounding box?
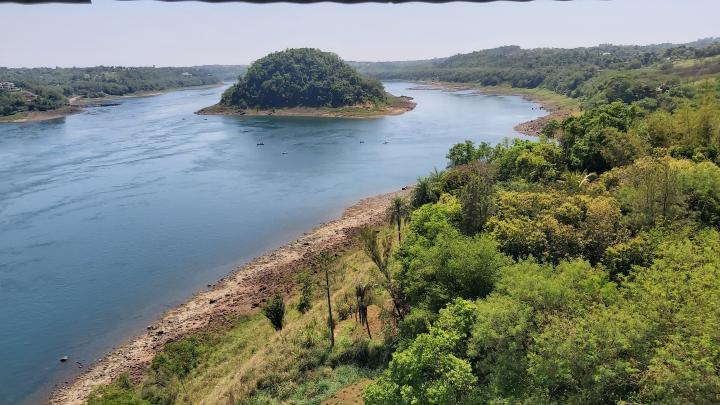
[88,232,400,405]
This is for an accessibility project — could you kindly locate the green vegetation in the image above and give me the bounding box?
[220,48,386,110]
[87,39,720,405]
[0,65,245,117]
[361,71,720,404]
[354,38,720,101]
[262,293,286,331]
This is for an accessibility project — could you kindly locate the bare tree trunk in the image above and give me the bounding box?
[324,267,334,348]
[365,312,372,339]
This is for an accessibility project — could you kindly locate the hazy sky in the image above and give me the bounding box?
[1,0,718,67]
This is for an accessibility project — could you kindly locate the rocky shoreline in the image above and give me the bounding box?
[48,188,411,405]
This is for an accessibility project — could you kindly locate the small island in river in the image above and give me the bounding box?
[197,48,416,118]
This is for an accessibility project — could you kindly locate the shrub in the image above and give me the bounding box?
[263,293,286,331]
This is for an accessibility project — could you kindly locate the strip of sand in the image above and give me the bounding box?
[48,187,411,405]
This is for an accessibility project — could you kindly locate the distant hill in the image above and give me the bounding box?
[351,38,720,98]
[219,48,387,109]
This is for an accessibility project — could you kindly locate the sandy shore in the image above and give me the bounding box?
[48,188,411,405]
[197,95,416,119]
[408,82,578,137]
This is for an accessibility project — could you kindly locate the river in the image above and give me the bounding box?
[0,82,542,403]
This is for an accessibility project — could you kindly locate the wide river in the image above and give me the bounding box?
[0,82,542,404]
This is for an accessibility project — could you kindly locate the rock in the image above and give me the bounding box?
[156,330,164,336]
[60,356,68,362]
[209,299,217,304]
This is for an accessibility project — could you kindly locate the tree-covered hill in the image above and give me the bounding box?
[353,38,720,99]
[219,48,387,109]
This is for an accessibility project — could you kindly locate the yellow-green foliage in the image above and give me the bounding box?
[486,190,625,264]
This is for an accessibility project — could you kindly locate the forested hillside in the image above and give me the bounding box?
[0,65,246,117]
[365,76,720,403]
[354,38,720,100]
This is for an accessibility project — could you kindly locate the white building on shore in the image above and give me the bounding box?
[0,81,18,92]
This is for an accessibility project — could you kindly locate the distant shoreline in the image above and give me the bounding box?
[407,81,580,136]
[196,94,416,119]
[0,83,225,124]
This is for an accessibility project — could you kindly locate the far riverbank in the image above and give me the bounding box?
[0,83,225,123]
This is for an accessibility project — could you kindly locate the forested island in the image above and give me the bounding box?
[0,65,246,122]
[198,48,415,118]
[62,39,720,405]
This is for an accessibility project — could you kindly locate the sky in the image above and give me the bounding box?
[1,0,719,67]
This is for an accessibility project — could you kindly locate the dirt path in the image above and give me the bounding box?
[48,188,411,405]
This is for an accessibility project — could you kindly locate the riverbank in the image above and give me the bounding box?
[0,105,82,123]
[408,82,580,136]
[197,94,416,119]
[0,84,225,123]
[48,187,411,405]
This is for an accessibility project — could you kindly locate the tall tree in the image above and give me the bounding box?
[459,174,496,235]
[316,251,336,347]
[359,227,407,319]
[388,196,410,243]
[355,282,373,339]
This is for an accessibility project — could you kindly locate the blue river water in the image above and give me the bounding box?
[0,82,542,403]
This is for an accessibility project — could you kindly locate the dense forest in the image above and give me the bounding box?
[87,41,720,405]
[0,65,246,117]
[220,48,387,109]
[353,38,720,102]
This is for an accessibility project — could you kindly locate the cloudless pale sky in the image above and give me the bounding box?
[1,0,718,67]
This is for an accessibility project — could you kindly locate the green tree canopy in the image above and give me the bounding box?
[220,48,386,109]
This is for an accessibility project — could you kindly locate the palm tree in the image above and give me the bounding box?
[355,282,373,339]
[388,196,410,243]
[358,227,406,320]
[411,168,444,208]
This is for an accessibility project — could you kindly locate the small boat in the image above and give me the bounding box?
[383,141,389,144]
[257,142,264,146]
[359,140,365,144]
[281,151,288,155]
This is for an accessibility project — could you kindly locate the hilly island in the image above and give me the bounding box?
[197,48,416,118]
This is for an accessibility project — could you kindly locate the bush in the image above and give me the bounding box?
[296,272,314,314]
[263,293,286,331]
